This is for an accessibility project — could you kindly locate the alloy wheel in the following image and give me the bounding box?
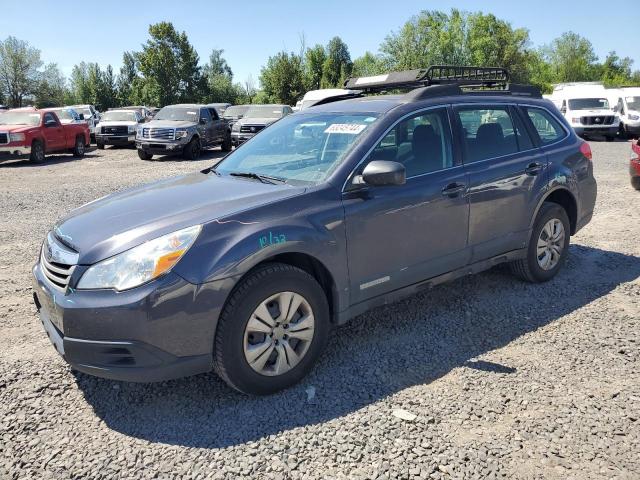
[536,218,565,270]
[243,291,315,376]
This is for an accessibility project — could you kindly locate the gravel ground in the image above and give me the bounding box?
[0,141,638,479]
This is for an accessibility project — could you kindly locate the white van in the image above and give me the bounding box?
[608,87,640,139]
[299,89,359,110]
[550,83,619,141]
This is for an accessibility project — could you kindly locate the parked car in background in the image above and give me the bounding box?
[31,66,596,394]
[207,103,231,116]
[95,109,143,149]
[231,104,292,146]
[113,106,153,122]
[69,105,100,140]
[550,83,619,141]
[42,108,84,125]
[135,104,232,160]
[222,105,250,129]
[631,139,640,190]
[299,88,359,110]
[609,87,640,139]
[0,109,89,163]
[149,107,161,118]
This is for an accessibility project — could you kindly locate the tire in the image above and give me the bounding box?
[221,132,232,152]
[510,202,571,283]
[619,123,628,140]
[137,149,153,160]
[632,176,640,191]
[182,137,201,160]
[97,141,105,150]
[72,135,85,157]
[214,262,330,395]
[605,135,615,142]
[29,140,45,163]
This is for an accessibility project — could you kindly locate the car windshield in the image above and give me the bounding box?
[101,111,137,122]
[568,98,610,110]
[223,105,250,118]
[626,96,640,110]
[0,111,41,126]
[154,107,198,122]
[215,112,379,185]
[244,106,284,119]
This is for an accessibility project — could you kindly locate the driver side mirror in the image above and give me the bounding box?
[79,113,85,120]
[354,160,406,187]
[560,106,567,114]
[44,120,57,128]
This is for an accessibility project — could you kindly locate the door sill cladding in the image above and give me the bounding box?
[360,276,390,290]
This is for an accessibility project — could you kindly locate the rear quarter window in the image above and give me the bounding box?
[524,107,567,146]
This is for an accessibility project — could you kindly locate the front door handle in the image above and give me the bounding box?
[525,162,543,175]
[442,182,466,197]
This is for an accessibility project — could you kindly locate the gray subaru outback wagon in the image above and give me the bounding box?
[33,66,597,394]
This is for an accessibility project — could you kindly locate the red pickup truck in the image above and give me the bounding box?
[0,109,90,163]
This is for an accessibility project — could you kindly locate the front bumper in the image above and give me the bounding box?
[0,144,30,155]
[623,123,640,136]
[231,132,255,145]
[573,126,618,137]
[136,140,187,155]
[97,134,136,145]
[32,262,233,382]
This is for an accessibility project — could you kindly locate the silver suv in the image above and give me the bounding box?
[135,104,232,160]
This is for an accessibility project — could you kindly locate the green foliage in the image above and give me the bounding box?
[599,51,639,87]
[33,63,66,107]
[352,52,386,77]
[0,36,43,107]
[68,62,118,109]
[116,52,137,105]
[542,31,597,82]
[259,51,305,105]
[304,44,326,90]
[321,37,352,88]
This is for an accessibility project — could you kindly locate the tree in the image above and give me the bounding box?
[304,44,326,90]
[598,51,637,87]
[0,36,43,107]
[116,51,137,105]
[202,49,237,103]
[352,52,386,77]
[259,51,305,105]
[543,32,597,82]
[133,22,203,106]
[33,63,67,107]
[321,37,352,88]
[203,49,233,78]
[241,75,257,104]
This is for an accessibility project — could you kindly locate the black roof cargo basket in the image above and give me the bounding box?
[343,65,541,98]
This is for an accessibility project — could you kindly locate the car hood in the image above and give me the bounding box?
[144,120,195,129]
[0,124,38,132]
[98,120,138,127]
[53,172,304,264]
[236,117,279,126]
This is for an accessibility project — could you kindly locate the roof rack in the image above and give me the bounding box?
[343,65,541,99]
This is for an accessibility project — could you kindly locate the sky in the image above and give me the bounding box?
[0,0,636,85]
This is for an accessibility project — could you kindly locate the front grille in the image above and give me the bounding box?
[102,125,128,135]
[0,132,8,144]
[580,116,615,126]
[240,124,265,134]
[141,128,174,140]
[40,250,75,291]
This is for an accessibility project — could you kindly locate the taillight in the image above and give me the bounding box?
[580,141,592,161]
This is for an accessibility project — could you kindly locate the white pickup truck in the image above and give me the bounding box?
[609,87,640,139]
[549,83,619,141]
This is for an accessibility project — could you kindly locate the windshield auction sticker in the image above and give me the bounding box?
[324,124,367,134]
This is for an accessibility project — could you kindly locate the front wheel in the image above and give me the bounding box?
[510,202,571,283]
[30,140,45,163]
[221,132,232,152]
[214,263,330,395]
[182,137,201,160]
[137,149,153,160]
[632,176,640,191]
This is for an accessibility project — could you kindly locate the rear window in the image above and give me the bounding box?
[523,107,566,146]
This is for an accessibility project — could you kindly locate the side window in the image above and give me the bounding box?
[43,113,57,126]
[208,108,219,120]
[523,107,566,146]
[369,108,453,178]
[200,108,212,123]
[456,107,519,163]
[511,108,534,151]
[618,98,625,115]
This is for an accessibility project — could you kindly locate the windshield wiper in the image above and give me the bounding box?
[228,171,287,184]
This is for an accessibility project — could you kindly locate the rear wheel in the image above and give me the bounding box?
[182,137,201,160]
[72,135,85,157]
[30,140,45,163]
[619,123,628,140]
[221,132,232,152]
[632,176,640,191]
[510,202,570,283]
[214,263,330,395]
[137,149,153,160]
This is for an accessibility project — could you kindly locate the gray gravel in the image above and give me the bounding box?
[1,142,639,479]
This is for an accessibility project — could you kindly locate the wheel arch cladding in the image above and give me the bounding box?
[543,188,578,235]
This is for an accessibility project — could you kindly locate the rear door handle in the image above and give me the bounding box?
[525,162,543,175]
[442,182,466,197]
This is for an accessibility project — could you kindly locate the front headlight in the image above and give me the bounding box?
[629,114,639,121]
[232,123,241,132]
[175,128,188,139]
[9,133,25,142]
[77,225,201,291]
